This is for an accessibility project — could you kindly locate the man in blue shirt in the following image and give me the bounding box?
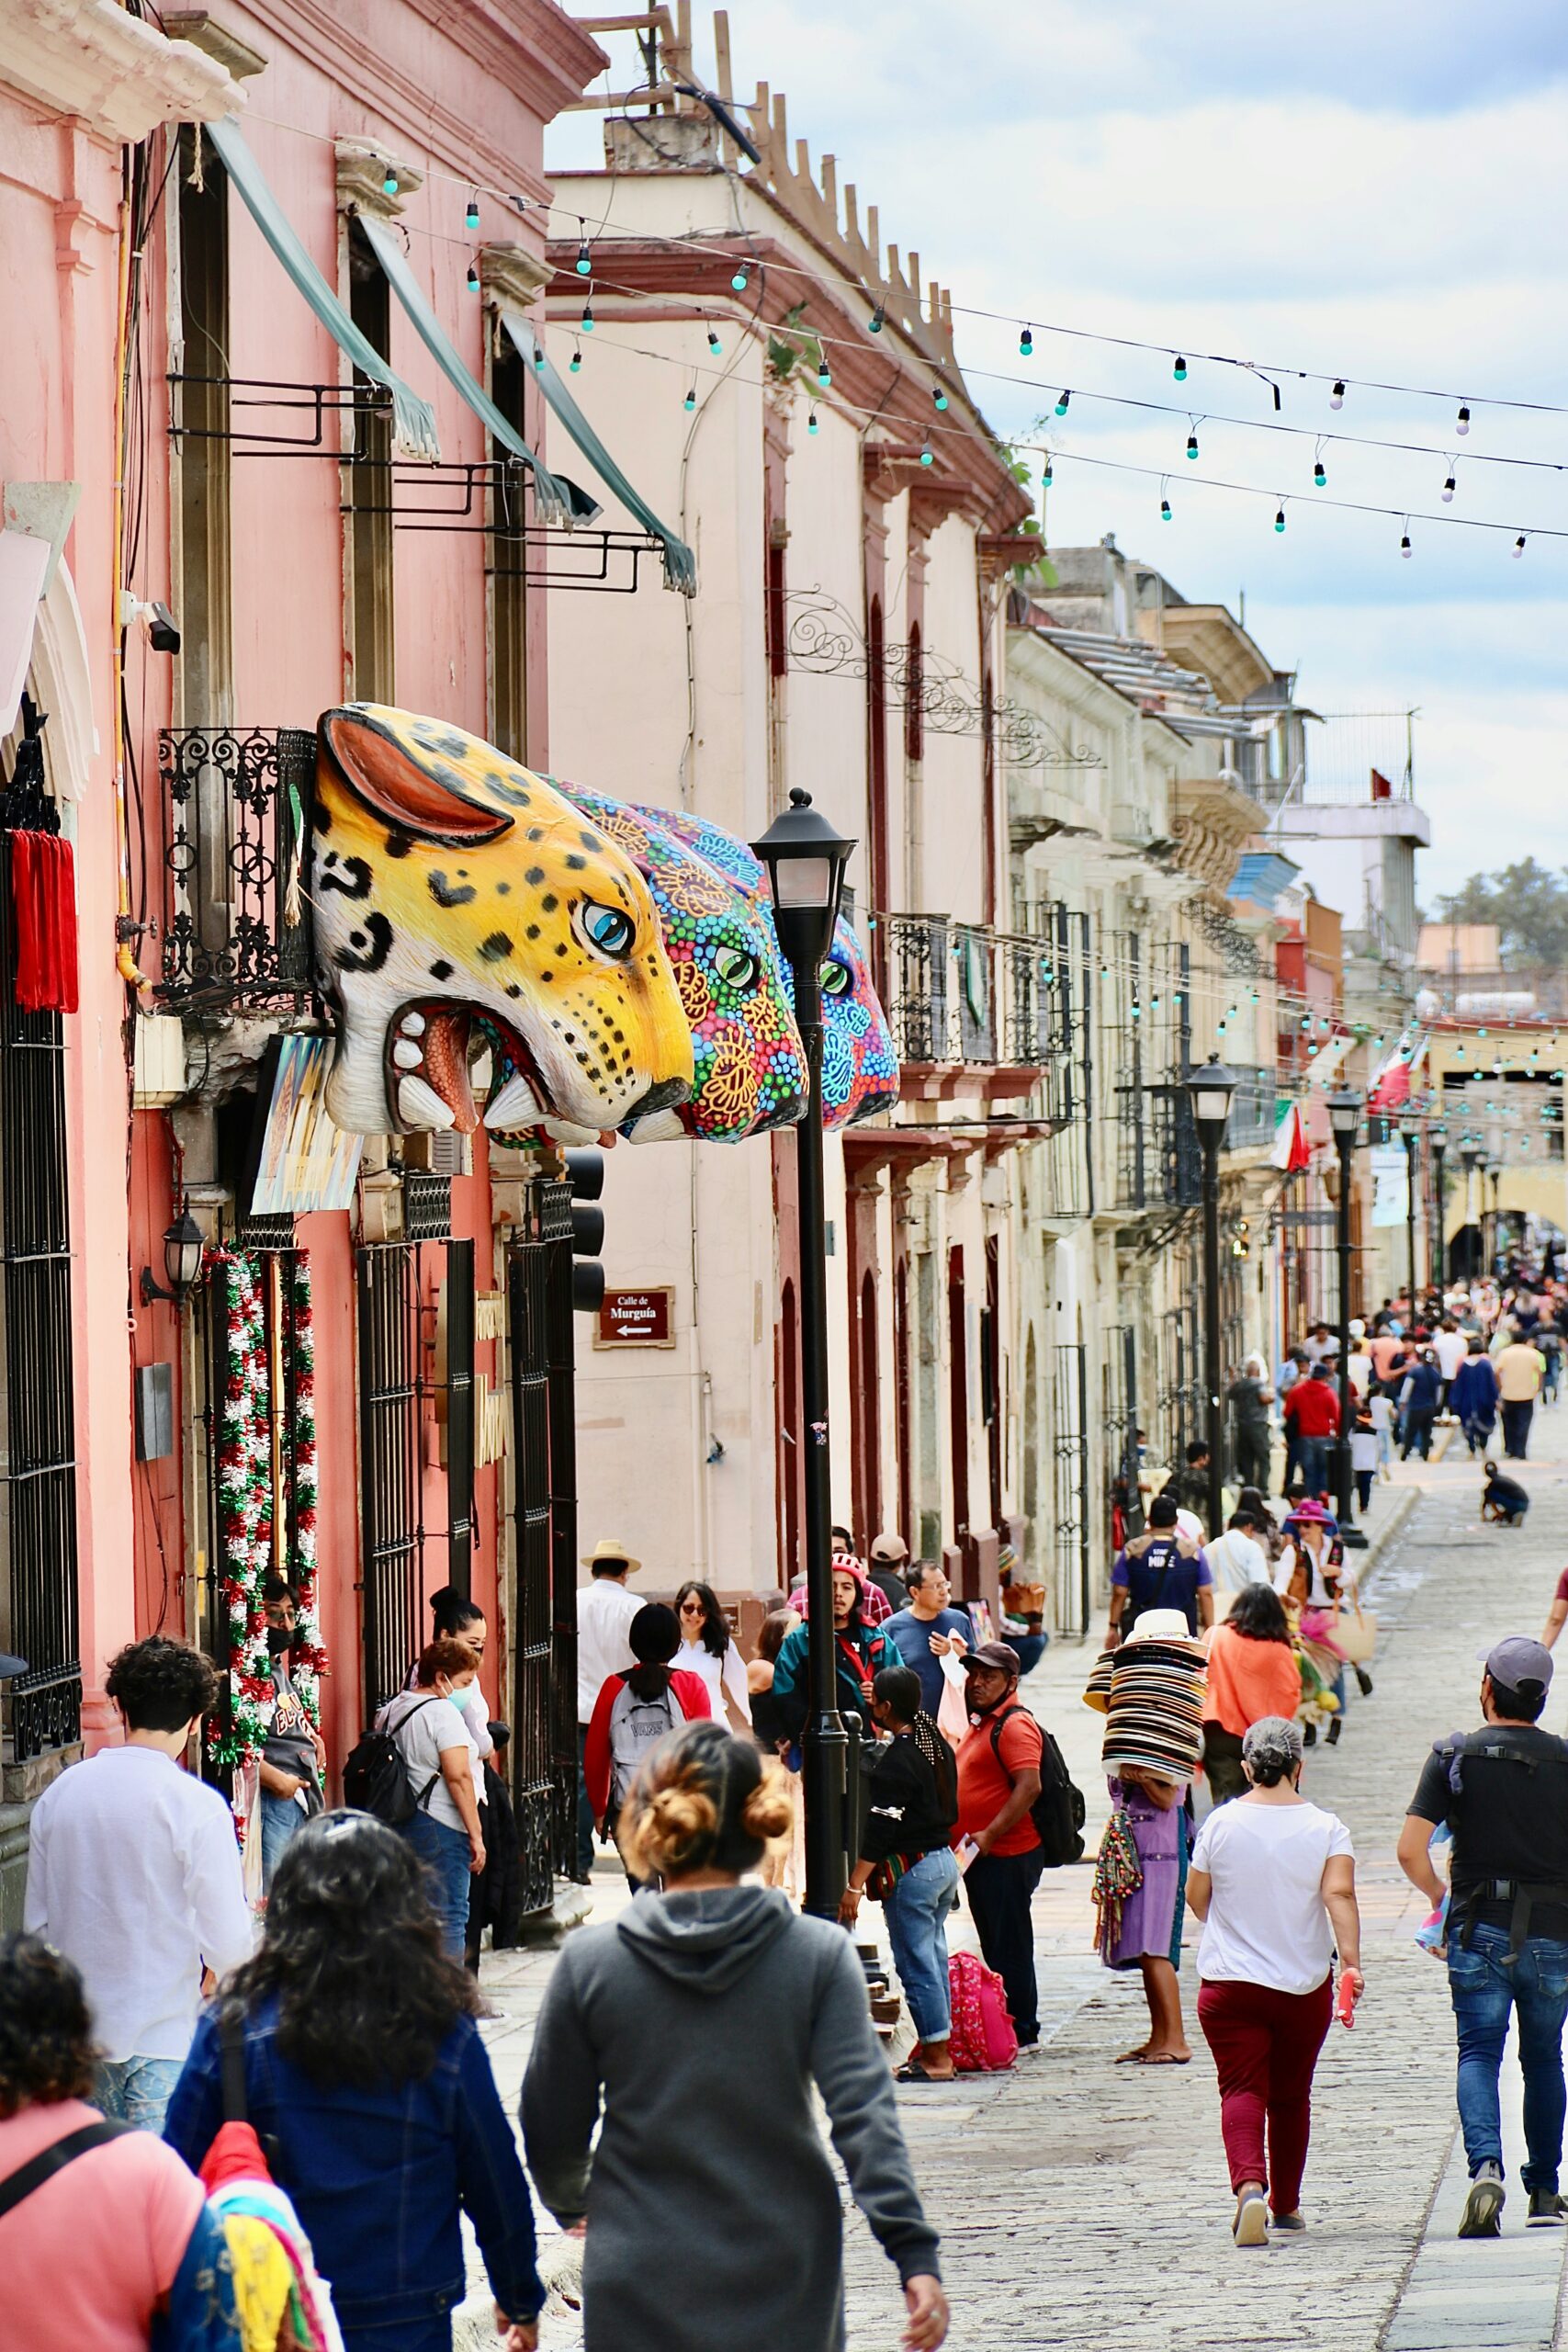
[883,1562,972,1714]
[1106,1493,1214,1643]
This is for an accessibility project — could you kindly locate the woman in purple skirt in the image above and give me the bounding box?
[1103,1766,1190,2064]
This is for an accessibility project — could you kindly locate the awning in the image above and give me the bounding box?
[355,214,592,530]
[498,311,697,597]
[205,119,439,462]
[0,529,51,739]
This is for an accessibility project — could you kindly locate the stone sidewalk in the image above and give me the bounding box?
[465,1418,1568,2349]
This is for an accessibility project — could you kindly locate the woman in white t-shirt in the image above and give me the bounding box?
[673,1581,753,1730]
[1187,1714,1363,2248]
[378,1635,486,1961]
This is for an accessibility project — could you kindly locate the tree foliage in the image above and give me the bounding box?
[1433,858,1568,972]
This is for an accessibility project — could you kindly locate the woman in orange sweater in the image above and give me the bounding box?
[1202,1583,1301,1805]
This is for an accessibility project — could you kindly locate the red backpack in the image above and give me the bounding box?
[947,1951,1019,2072]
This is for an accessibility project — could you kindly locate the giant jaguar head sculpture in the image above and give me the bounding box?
[634,803,900,1129]
[310,707,693,1137]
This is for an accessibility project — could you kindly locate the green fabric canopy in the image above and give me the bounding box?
[205,119,438,463]
[498,311,697,597]
[356,214,591,528]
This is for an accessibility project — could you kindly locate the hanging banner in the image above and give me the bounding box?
[1368,1023,1428,1114]
[1371,1143,1410,1226]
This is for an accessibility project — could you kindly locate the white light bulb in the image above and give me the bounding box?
[1329,379,1346,410]
[1442,475,1456,502]
[1456,403,1471,435]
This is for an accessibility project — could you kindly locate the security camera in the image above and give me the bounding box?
[147,602,181,655]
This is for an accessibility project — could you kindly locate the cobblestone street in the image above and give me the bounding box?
[468,1415,1568,2351]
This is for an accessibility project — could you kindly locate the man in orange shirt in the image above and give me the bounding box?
[955,1643,1044,2046]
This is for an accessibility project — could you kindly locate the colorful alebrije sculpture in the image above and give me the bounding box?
[636,804,899,1129]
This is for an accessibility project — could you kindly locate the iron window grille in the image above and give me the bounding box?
[0,793,80,1767]
[357,1242,427,1719]
[1050,1341,1091,1639]
[156,726,315,1011]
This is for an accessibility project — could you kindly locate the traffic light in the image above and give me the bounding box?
[565,1148,604,1313]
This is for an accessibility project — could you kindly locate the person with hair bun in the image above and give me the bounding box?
[378,1635,489,1959]
[408,1587,495,1767]
[522,1720,949,2352]
[1188,1715,1363,2246]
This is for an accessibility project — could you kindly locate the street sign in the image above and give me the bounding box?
[593,1286,675,1348]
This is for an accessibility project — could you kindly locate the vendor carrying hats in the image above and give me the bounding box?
[575,1538,642,1880]
[1091,1609,1209,2067]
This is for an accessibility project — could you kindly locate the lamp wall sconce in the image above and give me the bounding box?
[140,1209,205,1308]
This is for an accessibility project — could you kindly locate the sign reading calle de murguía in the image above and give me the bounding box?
[594,1287,675,1348]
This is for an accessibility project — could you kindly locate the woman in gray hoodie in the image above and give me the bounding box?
[521,1719,948,2352]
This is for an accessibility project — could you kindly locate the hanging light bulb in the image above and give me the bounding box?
[1173,354,1188,382]
[581,300,594,333]
[683,385,696,413]
[731,264,750,293]
[569,344,583,374]
[466,260,479,293]
[1160,494,1172,522]
[1442,471,1456,502]
[870,302,886,334]
[919,438,934,467]
[575,222,592,277]
[1055,389,1071,417]
[381,165,399,196]
[1314,458,1326,488]
[1019,323,1033,356]
[1400,529,1413,557]
[1186,428,1199,460]
[817,359,831,390]
[1274,505,1287,533]
[1456,402,1471,435]
[1330,379,1346,409]
[1042,455,1053,487]
[707,326,722,356]
[465,193,480,232]
[932,379,949,411]
[1513,534,1527,558]
[807,407,818,436]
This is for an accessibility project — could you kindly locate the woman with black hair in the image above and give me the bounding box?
[523,1720,949,2352]
[164,1811,544,2352]
[409,1587,495,1767]
[582,1602,712,1871]
[673,1579,752,1729]
[1201,1581,1302,1804]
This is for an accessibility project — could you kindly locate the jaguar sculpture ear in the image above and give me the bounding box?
[318,708,514,847]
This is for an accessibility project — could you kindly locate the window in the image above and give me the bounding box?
[0,703,79,1765]
[489,335,529,761]
[176,129,231,726]
[345,220,395,702]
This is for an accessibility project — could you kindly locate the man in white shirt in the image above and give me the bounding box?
[1434,1319,1470,1402]
[24,1635,253,2131]
[1205,1510,1270,1596]
[575,1538,643,1879]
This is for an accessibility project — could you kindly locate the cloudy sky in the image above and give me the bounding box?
[549,2,1568,902]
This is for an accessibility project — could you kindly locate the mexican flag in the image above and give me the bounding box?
[1271,1100,1311,1171]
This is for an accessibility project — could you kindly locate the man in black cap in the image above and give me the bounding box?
[1398,1635,1568,2236]
[954,1643,1044,2047]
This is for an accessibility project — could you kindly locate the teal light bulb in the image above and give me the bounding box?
[1186,432,1199,460]
[569,347,582,374]
[466,261,479,293]
[465,197,479,232]
[1275,507,1287,533]
[818,362,830,389]
[870,303,886,334]
[683,387,696,413]
[1055,390,1070,417]
[1020,324,1033,356]
[1160,497,1171,521]
[707,328,722,356]
[581,301,594,332]
[731,266,749,292]
[1314,461,1326,487]
[1043,458,1054,486]
[807,409,818,436]
[934,384,949,411]
[919,440,934,467]
[381,168,399,195]
[1173,355,1188,381]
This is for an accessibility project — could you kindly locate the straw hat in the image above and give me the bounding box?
[1122,1607,1197,1645]
[581,1537,640,1573]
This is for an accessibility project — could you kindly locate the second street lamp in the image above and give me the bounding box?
[750,786,855,1921]
[1400,1113,1421,1312]
[1327,1088,1365,1546]
[1183,1055,1238,1544]
[1429,1121,1448,1292]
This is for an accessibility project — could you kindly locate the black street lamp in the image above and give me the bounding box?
[140,1208,205,1308]
[1183,1055,1238,1543]
[1327,1088,1365,1545]
[1400,1113,1421,1311]
[1487,1161,1503,1273]
[1461,1140,1483,1279]
[751,786,855,1921]
[1429,1121,1448,1292]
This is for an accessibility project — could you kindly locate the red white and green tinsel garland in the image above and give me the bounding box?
[207,1249,328,1811]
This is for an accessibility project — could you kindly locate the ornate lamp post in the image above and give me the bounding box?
[751,787,855,1919]
[1183,1055,1238,1542]
[1429,1121,1449,1292]
[1328,1088,1365,1544]
[1400,1112,1421,1311]
[1461,1140,1483,1279]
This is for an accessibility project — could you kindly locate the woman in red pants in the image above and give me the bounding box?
[1188,1715,1364,2245]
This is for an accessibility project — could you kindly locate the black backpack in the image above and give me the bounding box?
[990,1703,1086,1866]
[342,1696,442,1826]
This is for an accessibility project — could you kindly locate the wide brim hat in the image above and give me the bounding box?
[581,1537,640,1572]
[1286,1498,1333,1525]
[1122,1608,1195,1645]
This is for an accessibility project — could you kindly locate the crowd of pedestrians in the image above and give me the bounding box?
[7,1274,1568,2346]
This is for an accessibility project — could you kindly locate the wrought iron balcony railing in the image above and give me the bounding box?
[881,913,1056,1069]
[155,728,315,1011]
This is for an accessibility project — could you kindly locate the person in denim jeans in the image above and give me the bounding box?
[165,1813,544,2352]
[377,1638,487,1961]
[1399,1635,1568,2236]
[841,1668,963,2081]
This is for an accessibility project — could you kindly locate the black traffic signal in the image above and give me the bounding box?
[565,1148,604,1313]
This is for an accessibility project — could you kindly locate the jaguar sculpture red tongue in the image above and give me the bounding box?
[388,1004,478,1133]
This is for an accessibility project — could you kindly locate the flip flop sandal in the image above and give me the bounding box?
[895,2061,957,2083]
[1134,2052,1191,2065]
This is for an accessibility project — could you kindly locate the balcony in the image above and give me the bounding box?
[879,914,1057,1098]
[155,727,316,1012]
[1225,1065,1279,1151]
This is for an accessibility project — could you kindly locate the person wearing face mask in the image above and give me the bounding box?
[377,1638,488,1960]
[259,1574,326,1894]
